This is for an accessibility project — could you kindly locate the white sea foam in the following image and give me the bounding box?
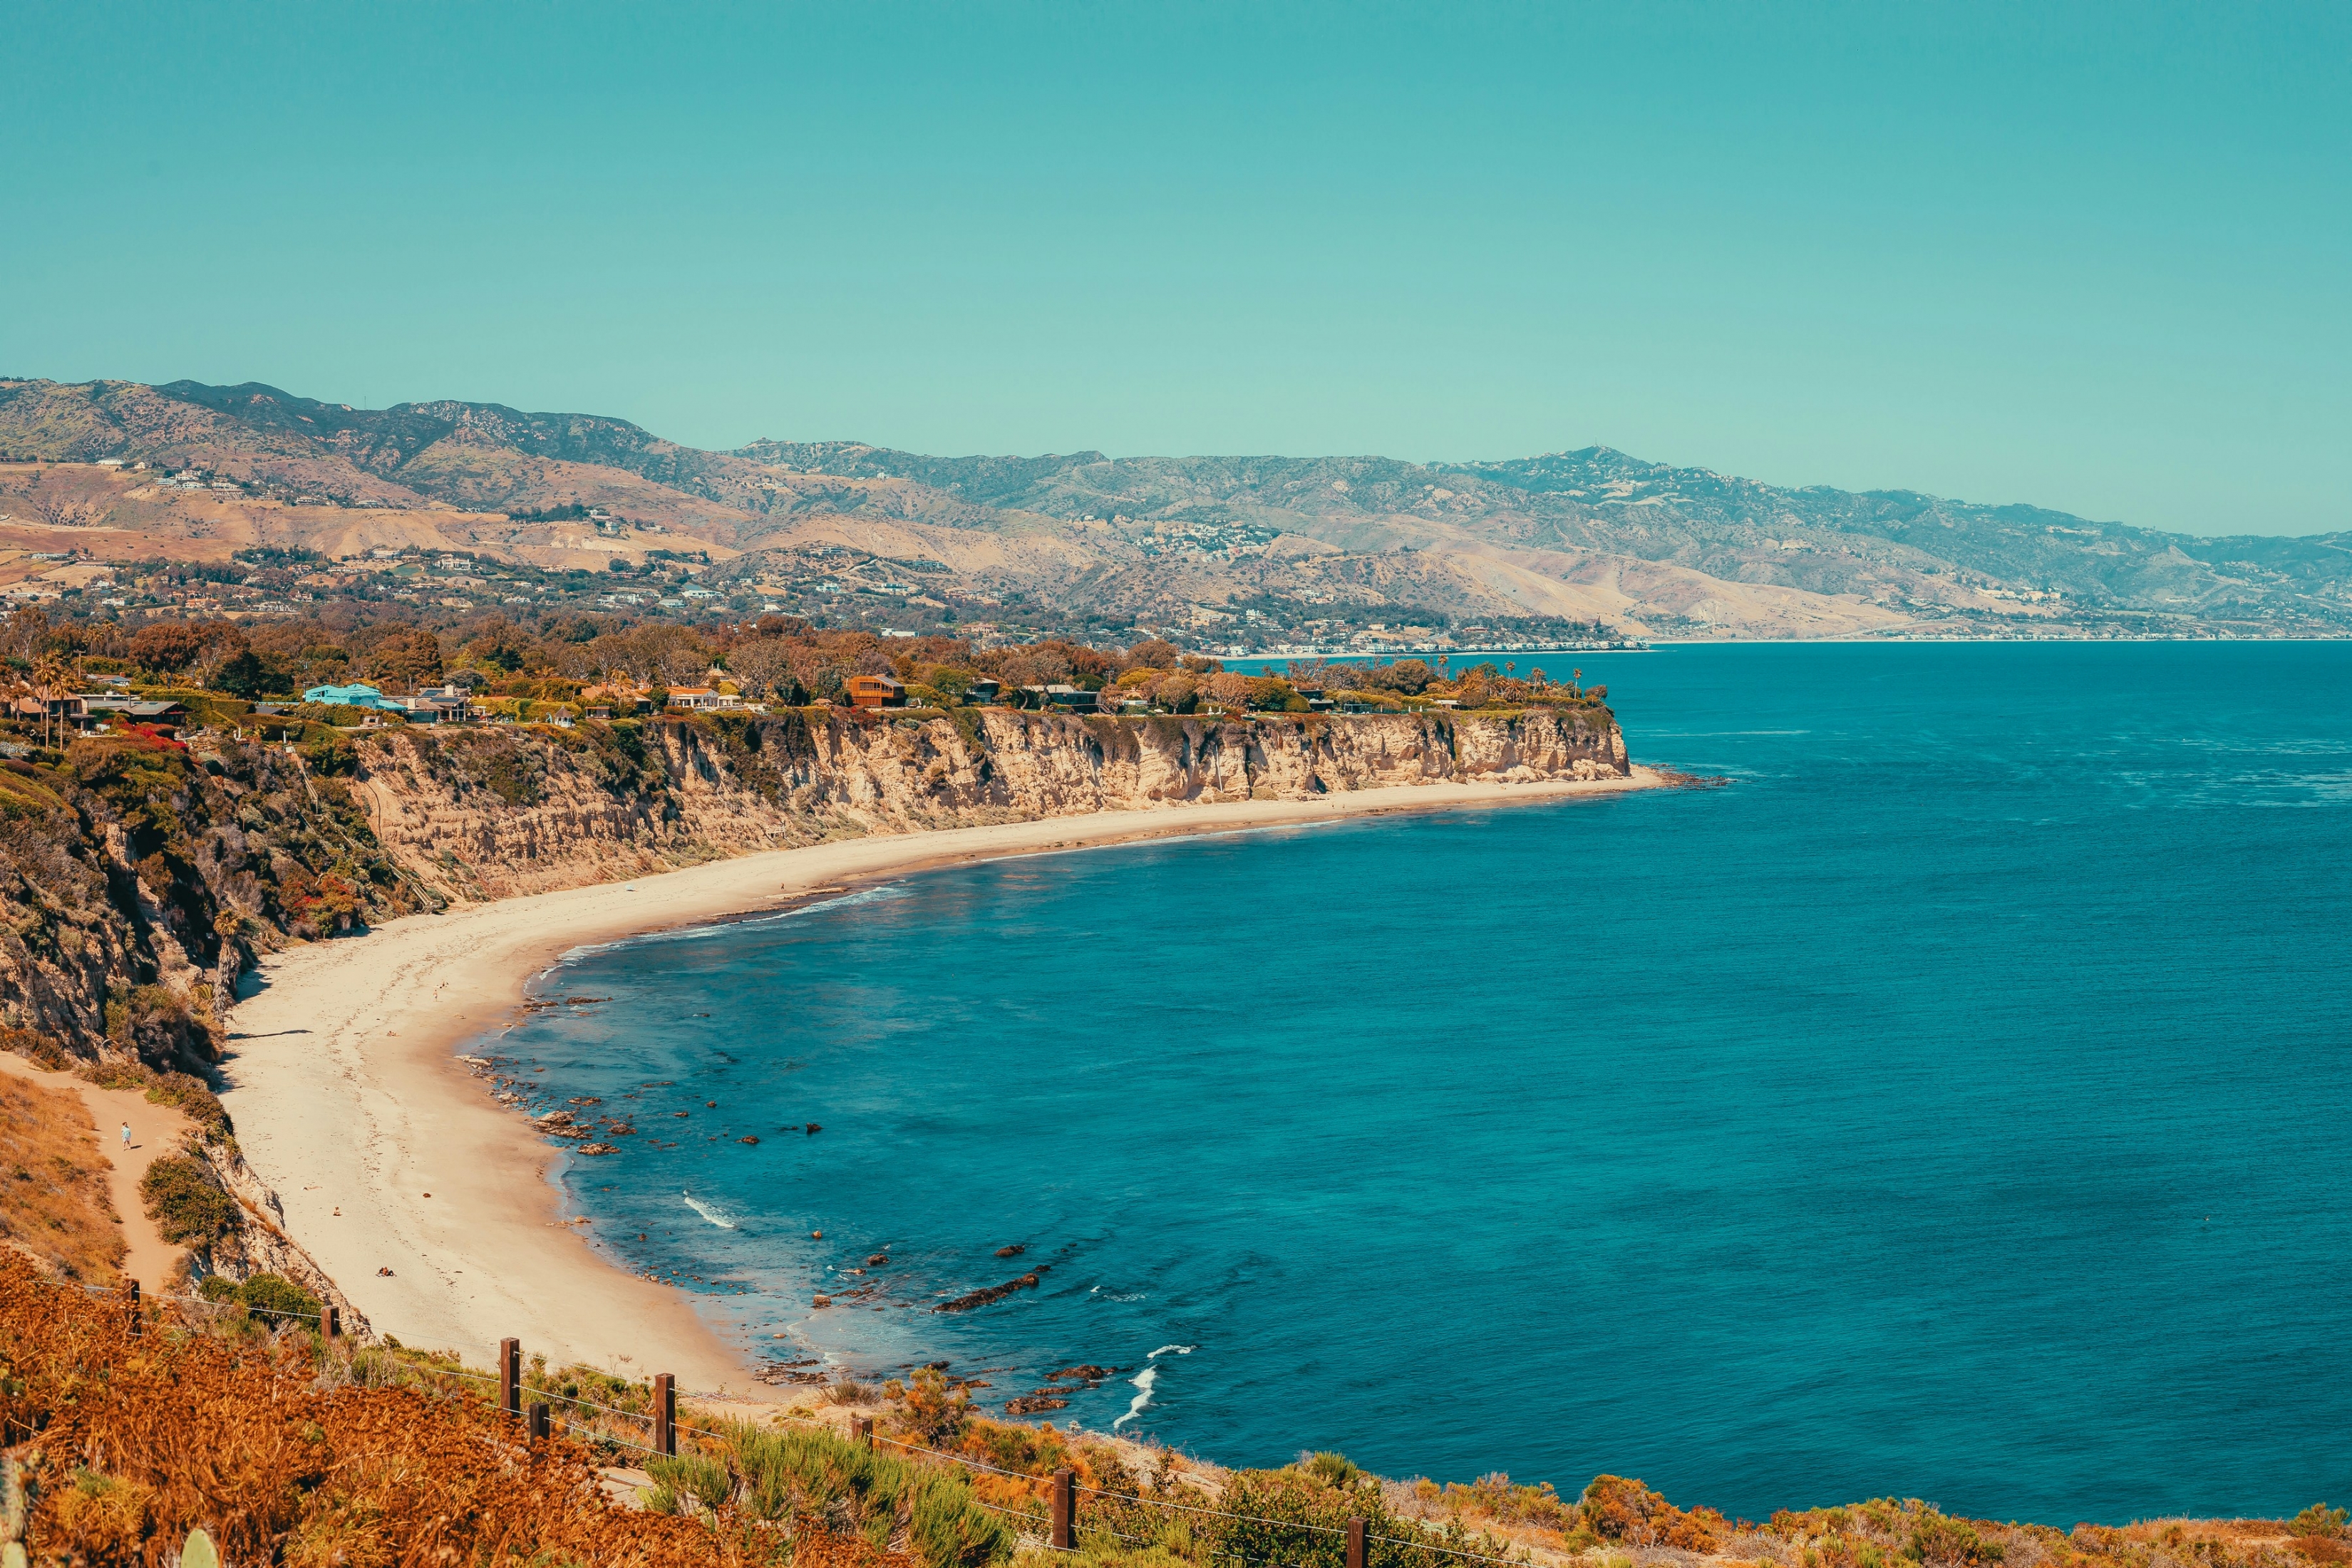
[1114,1344,1196,1430]
[683,1192,738,1229]
[566,886,912,960]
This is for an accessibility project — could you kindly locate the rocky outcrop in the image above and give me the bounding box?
[0,736,430,1069]
[348,706,1629,901]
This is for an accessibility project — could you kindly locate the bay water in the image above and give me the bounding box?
[490,642,2352,1525]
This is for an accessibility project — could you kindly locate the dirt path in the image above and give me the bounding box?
[0,1053,197,1290]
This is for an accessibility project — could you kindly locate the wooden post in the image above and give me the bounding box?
[530,1403,551,1441]
[323,1304,339,1341]
[1348,1517,1366,1568]
[500,1338,520,1419]
[653,1373,676,1456]
[852,1415,872,1450]
[125,1278,141,1337]
[1051,1466,1075,1549]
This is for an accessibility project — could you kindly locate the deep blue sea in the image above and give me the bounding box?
[492,643,2352,1526]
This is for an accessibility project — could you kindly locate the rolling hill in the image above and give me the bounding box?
[1,376,2345,644]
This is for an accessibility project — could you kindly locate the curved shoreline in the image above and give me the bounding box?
[218,770,1666,1393]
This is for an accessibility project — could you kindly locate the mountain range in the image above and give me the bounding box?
[2,376,2346,644]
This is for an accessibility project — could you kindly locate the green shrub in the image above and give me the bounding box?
[912,1470,1015,1568]
[716,1420,1011,1568]
[138,1156,236,1244]
[234,1272,322,1323]
[2294,1507,2349,1540]
[1907,1512,2005,1566]
[1302,1452,1363,1490]
[301,732,358,775]
[646,1453,732,1512]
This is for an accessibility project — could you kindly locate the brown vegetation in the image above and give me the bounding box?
[0,1252,778,1563]
[5,1258,2342,1568]
[0,1071,123,1282]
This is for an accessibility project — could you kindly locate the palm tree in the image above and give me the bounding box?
[30,657,71,748]
[4,670,29,743]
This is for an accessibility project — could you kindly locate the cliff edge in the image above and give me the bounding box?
[351,705,1629,902]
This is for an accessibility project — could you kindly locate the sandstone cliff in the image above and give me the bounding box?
[0,703,1621,1053]
[350,706,1629,901]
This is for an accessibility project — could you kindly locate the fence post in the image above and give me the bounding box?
[1051,1466,1075,1549]
[853,1415,872,1450]
[323,1304,339,1341]
[1348,1517,1366,1568]
[125,1279,141,1338]
[499,1339,520,1419]
[653,1373,676,1456]
[530,1403,551,1441]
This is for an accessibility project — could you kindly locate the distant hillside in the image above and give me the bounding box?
[2,376,2345,644]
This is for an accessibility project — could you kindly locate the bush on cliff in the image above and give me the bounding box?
[138,1155,237,1244]
[196,1270,322,1324]
[1578,1474,1725,1551]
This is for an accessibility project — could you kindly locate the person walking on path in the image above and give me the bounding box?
[120,1121,131,1150]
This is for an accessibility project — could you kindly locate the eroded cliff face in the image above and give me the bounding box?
[0,736,428,1067]
[352,706,1629,902]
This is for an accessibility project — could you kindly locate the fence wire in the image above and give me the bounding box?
[73,1285,1537,1568]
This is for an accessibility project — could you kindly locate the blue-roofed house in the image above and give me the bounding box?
[302,682,401,710]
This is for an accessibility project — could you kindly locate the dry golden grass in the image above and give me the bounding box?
[0,1071,123,1284]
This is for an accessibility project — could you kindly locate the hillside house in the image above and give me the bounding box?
[845,674,907,709]
[1016,684,1103,712]
[665,687,743,712]
[301,682,402,711]
[82,696,187,729]
[14,693,86,726]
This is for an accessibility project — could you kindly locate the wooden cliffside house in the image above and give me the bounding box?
[845,674,907,710]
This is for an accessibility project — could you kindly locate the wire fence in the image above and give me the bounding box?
[71,1281,1539,1568]
[874,1427,1539,1567]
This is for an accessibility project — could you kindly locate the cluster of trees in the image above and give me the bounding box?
[1286,656,1608,712]
[0,605,1606,720]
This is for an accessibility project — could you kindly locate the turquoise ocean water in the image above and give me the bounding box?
[491,643,2352,1525]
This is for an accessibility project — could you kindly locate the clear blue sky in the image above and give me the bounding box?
[5,2,2345,535]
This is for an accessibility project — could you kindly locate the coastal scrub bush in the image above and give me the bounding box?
[1302,1452,1367,1490]
[138,1154,237,1244]
[1906,1510,2006,1567]
[896,1366,973,1445]
[1438,1473,1573,1529]
[647,1453,733,1512]
[300,731,357,775]
[82,1058,229,1129]
[912,1468,1016,1568]
[195,1271,322,1324]
[1212,1468,1486,1568]
[1579,1475,1725,1552]
[2295,1507,2350,1540]
[718,1418,1009,1566]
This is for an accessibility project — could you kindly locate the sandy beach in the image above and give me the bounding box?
[220,770,1664,1393]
